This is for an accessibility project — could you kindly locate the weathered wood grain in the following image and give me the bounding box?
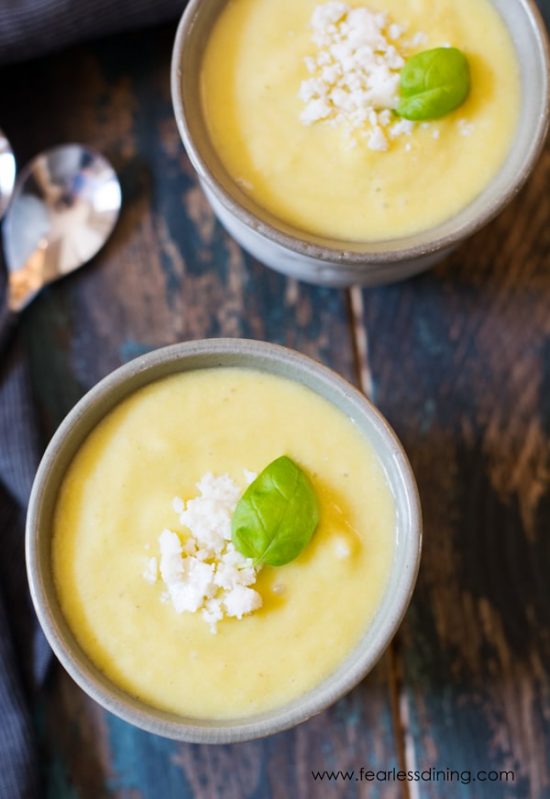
[2,25,403,799]
[361,136,550,798]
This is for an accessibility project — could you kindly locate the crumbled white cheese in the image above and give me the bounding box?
[458,118,475,137]
[148,472,261,633]
[201,598,224,629]
[243,469,258,486]
[368,125,389,152]
[388,23,406,41]
[179,472,243,555]
[158,529,184,582]
[377,109,392,127]
[223,585,263,620]
[389,118,414,139]
[300,97,332,125]
[142,557,158,584]
[406,31,428,49]
[299,2,427,149]
[172,497,184,514]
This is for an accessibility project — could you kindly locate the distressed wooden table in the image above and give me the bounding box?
[2,16,549,799]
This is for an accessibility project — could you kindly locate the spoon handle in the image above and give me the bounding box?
[0,304,18,356]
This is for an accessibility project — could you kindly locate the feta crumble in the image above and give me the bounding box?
[458,118,475,137]
[299,2,427,150]
[146,472,262,633]
[142,557,158,584]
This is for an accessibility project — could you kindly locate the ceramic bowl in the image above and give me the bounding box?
[27,338,421,743]
[171,0,549,288]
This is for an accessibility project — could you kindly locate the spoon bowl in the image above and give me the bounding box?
[3,143,121,312]
[0,129,16,220]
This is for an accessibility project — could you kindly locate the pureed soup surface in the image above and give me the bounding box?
[53,368,395,719]
[200,0,520,241]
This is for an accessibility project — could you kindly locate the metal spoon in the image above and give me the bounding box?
[0,129,16,220]
[0,143,121,352]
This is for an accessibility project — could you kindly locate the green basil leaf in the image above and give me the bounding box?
[231,456,320,567]
[397,47,471,121]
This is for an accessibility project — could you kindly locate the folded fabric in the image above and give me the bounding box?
[0,0,184,65]
[0,323,50,799]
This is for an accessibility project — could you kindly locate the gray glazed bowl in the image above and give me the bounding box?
[26,339,421,743]
[171,0,549,288]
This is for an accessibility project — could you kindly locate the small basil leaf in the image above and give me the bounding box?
[397,47,471,121]
[231,456,320,567]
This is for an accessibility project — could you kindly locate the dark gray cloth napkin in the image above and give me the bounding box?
[0,330,48,799]
[0,0,184,65]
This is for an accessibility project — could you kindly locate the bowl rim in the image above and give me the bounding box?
[171,0,550,267]
[26,338,422,743]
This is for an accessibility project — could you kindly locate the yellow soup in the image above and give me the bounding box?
[53,368,395,719]
[200,0,520,241]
